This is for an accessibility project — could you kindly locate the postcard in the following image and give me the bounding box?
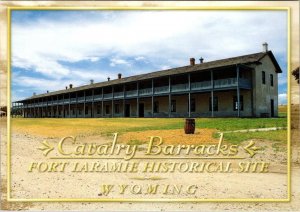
[0,0,299,211]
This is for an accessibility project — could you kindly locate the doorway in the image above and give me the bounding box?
[125,104,130,117]
[270,99,274,117]
[139,103,144,117]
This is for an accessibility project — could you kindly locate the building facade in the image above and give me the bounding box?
[12,46,282,118]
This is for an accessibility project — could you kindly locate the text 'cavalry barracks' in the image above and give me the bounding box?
[13,43,282,118]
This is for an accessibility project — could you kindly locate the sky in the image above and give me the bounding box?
[11,10,288,104]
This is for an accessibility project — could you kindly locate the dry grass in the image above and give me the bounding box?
[118,128,219,145]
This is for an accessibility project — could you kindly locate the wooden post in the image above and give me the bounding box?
[83,91,86,118]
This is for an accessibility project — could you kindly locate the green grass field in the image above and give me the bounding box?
[12,117,287,144]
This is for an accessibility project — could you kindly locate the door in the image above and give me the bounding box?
[125,104,130,117]
[270,99,274,117]
[139,103,144,117]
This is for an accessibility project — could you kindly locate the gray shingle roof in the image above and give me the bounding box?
[19,51,282,102]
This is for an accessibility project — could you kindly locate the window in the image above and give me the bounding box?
[72,109,75,115]
[78,109,81,115]
[97,105,101,114]
[154,101,159,113]
[262,71,266,84]
[188,98,196,112]
[209,96,218,111]
[115,104,120,114]
[85,106,89,115]
[171,100,176,112]
[270,74,274,87]
[105,105,110,114]
[233,95,244,111]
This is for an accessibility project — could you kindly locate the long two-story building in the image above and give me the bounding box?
[12,44,282,118]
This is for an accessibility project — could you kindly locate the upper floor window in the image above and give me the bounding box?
[262,71,266,84]
[270,74,274,87]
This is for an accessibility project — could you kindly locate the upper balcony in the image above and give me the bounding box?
[18,77,251,108]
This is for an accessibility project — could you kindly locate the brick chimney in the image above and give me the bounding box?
[33,92,36,96]
[47,90,49,93]
[107,77,110,81]
[118,73,122,79]
[190,58,195,66]
[199,57,204,64]
[69,84,73,89]
[262,42,268,52]
[90,79,94,84]
[65,86,68,90]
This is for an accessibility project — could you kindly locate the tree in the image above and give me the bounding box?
[292,67,299,84]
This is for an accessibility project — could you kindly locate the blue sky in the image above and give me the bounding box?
[11,10,287,104]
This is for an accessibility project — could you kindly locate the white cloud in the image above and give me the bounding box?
[134,56,145,61]
[11,10,287,99]
[109,58,131,67]
[278,93,287,105]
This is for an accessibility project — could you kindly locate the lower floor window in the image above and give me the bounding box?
[171,100,176,112]
[209,96,218,111]
[233,95,244,111]
[97,105,101,114]
[154,101,159,113]
[105,105,110,114]
[115,104,120,114]
[188,98,196,112]
[85,106,89,115]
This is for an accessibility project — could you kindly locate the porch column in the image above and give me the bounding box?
[51,96,53,118]
[151,79,154,117]
[62,95,65,118]
[188,73,191,118]
[69,93,71,118]
[75,92,78,118]
[41,99,43,118]
[137,82,139,117]
[92,89,94,118]
[168,76,171,118]
[236,65,240,117]
[112,86,114,118]
[211,70,214,117]
[56,95,59,118]
[83,91,86,118]
[123,85,125,117]
[101,88,104,117]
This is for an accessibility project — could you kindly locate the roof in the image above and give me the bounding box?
[19,51,282,102]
